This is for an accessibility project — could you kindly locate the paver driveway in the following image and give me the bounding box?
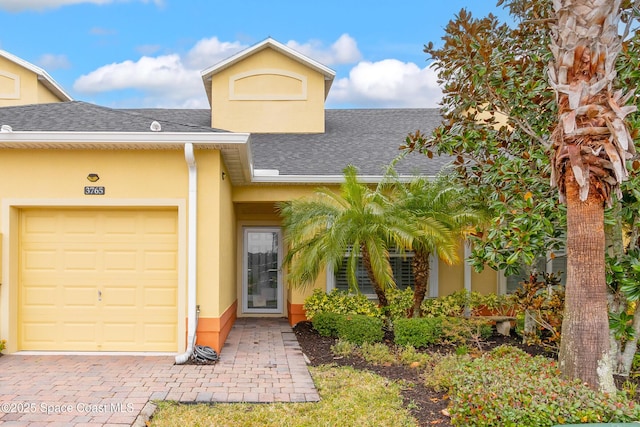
[0,318,319,426]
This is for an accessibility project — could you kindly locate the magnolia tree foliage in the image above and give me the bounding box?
[404,2,566,277]
[407,0,638,287]
[406,0,640,383]
[407,0,638,274]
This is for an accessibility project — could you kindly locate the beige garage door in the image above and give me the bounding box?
[19,208,179,351]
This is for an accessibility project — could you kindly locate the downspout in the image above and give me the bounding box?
[175,143,198,364]
[463,241,472,317]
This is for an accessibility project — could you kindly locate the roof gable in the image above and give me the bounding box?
[0,50,72,102]
[200,38,335,106]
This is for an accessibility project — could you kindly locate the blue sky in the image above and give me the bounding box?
[0,0,509,109]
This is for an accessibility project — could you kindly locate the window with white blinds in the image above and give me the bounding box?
[334,251,415,295]
[505,254,566,294]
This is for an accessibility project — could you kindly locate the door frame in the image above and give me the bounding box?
[241,226,283,314]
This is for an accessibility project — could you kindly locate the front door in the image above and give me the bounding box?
[242,227,283,313]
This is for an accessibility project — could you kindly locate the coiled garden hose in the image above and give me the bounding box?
[191,344,219,364]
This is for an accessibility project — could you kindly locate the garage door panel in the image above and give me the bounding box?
[102,323,137,345]
[22,213,58,237]
[22,249,58,271]
[62,215,98,235]
[144,250,178,271]
[144,324,178,346]
[62,287,99,308]
[104,250,138,271]
[63,250,99,270]
[63,322,100,343]
[144,214,179,234]
[101,287,137,307]
[22,322,57,344]
[103,215,137,235]
[22,285,58,307]
[19,208,179,352]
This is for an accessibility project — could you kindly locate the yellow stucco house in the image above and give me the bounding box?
[0,38,500,356]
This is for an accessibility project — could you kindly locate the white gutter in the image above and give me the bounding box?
[463,242,472,317]
[0,130,249,144]
[175,143,198,364]
[464,242,472,294]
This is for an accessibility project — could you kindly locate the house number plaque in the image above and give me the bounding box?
[84,186,105,195]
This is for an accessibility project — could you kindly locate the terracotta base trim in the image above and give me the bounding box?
[287,301,307,326]
[186,301,238,354]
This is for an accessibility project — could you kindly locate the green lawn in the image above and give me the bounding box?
[149,365,418,427]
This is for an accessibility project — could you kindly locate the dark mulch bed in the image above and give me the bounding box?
[293,320,555,427]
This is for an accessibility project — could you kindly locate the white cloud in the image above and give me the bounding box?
[72,35,439,109]
[0,0,162,12]
[72,36,250,108]
[328,59,442,108]
[184,37,247,70]
[73,54,206,107]
[38,53,71,70]
[286,33,361,66]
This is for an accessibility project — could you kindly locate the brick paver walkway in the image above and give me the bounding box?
[0,318,319,426]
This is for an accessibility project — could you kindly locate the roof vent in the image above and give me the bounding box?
[150,121,162,132]
[0,125,12,133]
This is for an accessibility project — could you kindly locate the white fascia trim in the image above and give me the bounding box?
[201,38,335,81]
[251,174,436,184]
[37,74,73,102]
[200,38,336,105]
[0,49,73,101]
[0,131,250,145]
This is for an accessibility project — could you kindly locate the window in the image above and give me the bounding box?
[504,253,566,294]
[332,249,415,295]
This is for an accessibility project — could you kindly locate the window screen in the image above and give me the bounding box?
[505,254,566,294]
[334,251,414,294]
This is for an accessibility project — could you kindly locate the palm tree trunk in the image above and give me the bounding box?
[558,172,615,392]
[409,250,431,318]
[361,245,389,307]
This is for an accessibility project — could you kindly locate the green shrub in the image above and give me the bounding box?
[0,339,5,353]
[336,314,384,345]
[441,317,492,345]
[312,312,342,337]
[455,344,469,356]
[398,345,432,368]
[303,289,382,320]
[428,345,640,426]
[393,317,443,347]
[421,291,469,317]
[359,342,396,365]
[331,339,357,357]
[384,287,414,320]
[421,291,515,318]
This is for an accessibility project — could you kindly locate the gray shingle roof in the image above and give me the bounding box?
[0,102,452,178]
[250,109,451,176]
[0,101,221,133]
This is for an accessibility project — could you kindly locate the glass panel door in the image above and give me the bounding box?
[243,228,282,313]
